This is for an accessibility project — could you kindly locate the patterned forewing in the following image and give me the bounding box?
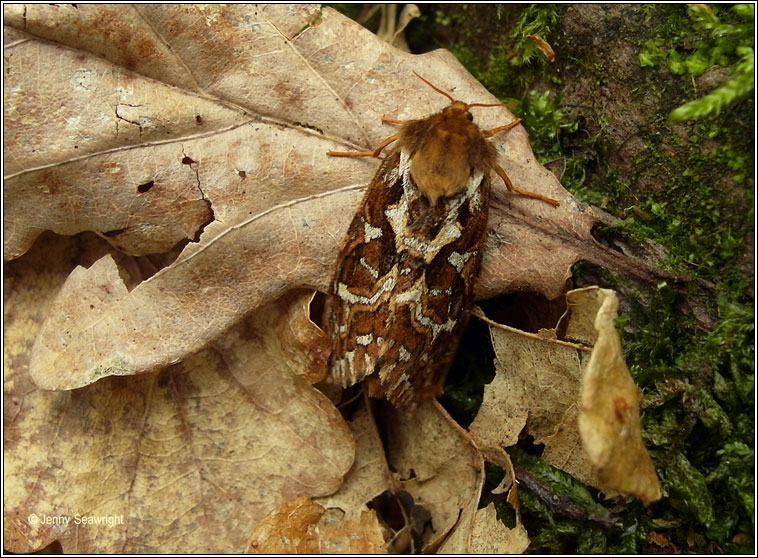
[367,158,490,408]
[326,149,490,410]
[325,154,403,387]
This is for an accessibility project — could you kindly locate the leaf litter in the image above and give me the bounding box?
[4,4,662,553]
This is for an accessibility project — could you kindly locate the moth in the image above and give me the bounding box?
[324,73,558,411]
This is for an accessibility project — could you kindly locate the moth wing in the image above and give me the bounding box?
[325,155,404,387]
[368,172,491,410]
[326,148,490,411]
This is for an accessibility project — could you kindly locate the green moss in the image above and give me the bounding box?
[503,4,559,66]
[634,4,755,121]
[508,446,627,553]
[623,284,754,549]
[670,46,754,121]
[663,452,716,527]
[432,7,466,28]
[457,5,561,98]
[508,90,579,161]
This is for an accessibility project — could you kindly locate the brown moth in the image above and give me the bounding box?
[324,73,558,411]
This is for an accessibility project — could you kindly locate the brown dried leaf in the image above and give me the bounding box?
[526,34,556,63]
[648,531,677,552]
[320,400,523,554]
[3,4,618,391]
[578,288,662,505]
[3,4,218,258]
[384,401,482,552]
[439,446,529,554]
[4,238,513,554]
[247,495,326,554]
[275,290,331,384]
[470,312,598,487]
[4,236,354,554]
[3,4,659,552]
[466,503,530,554]
[246,495,386,554]
[470,287,661,503]
[319,400,484,553]
[316,403,393,515]
[563,286,605,345]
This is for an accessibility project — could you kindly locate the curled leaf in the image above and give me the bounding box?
[578,288,662,505]
[527,34,556,63]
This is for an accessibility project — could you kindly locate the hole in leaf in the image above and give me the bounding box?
[137,180,154,193]
[368,490,407,531]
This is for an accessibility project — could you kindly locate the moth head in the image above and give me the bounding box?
[443,101,475,122]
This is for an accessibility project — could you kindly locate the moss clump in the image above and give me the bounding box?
[658,4,754,121]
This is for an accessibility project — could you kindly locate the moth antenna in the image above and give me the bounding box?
[468,102,510,109]
[413,72,511,109]
[413,71,455,103]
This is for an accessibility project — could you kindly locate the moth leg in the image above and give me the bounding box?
[481,118,522,138]
[327,134,398,158]
[494,165,560,207]
[381,117,406,125]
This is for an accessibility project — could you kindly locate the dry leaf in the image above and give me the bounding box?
[320,400,526,553]
[375,4,420,52]
[647,531,677,552]
[4,237,516,554]
[440,446,530,554]
[247,495,325,554]
[578,288,662,505]
[686,527,706,548]
[383,402,480,551]
[526,34,556,63]
[246,495,386,554]
[4,236,354,554]
[563,286,605,345]
[274,290,331,384]
[468,503,530,554]
[470,287,661,503]
[316,403,394,515]
[2,4,645,392]
[319,400,484,553]
[470,313,598,487]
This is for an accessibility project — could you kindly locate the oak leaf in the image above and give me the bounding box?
[4,235,353,553]
[246,495,386,554]
[2,4,620,391]
[316,400,527,553]
[577,288,662,505]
